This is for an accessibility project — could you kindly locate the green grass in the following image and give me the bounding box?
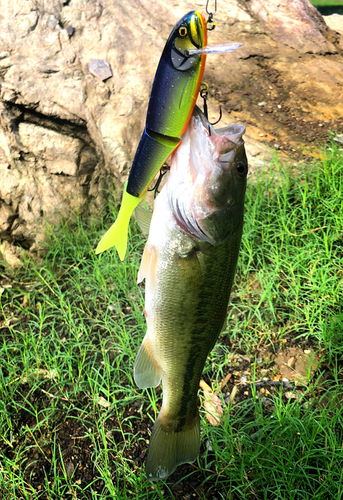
[0,143,343,499]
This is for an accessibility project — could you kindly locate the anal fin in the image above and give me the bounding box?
[134,335,162,389]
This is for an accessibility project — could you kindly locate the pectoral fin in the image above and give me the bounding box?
[137,245,158,293]
[135,204,153,235]
[95,184,141,260]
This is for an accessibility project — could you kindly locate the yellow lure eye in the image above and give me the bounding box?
[178,26,188,37]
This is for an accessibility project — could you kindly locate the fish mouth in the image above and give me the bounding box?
[193,107,246,146]
[217,123,246,145]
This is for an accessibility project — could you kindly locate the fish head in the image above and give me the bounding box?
[167,107,248,244]
[168,11,207,72]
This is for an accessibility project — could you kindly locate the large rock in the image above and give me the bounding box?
[0,0,342,265]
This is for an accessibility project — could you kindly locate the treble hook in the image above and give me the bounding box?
[200,82,222,135]
[200,83,209,121]
[148,164,170,199]
[206,0,217,30]
[211,106,222,126]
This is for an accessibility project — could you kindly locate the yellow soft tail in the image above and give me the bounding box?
[95,185,141,260]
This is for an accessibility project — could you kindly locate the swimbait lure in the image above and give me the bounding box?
[96,11,242,260]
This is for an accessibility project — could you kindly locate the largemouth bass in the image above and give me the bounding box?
[134,106,248,480]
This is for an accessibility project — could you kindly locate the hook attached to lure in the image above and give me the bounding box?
[148,164,170,199]
[200,82,222,136]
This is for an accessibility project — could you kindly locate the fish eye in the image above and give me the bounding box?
[178,26,188,37]
[236,162,247,177]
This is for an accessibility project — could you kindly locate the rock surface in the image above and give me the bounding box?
[0,0,342,265]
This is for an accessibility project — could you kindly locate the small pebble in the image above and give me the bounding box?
[274,143,280,149]
[277,104,282,109]
[66,25,74,37]
[258,101,266,106]
[89,59,113,81]
[304,349,311,355]
[282,377,289,383]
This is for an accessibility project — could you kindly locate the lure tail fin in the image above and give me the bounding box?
[95,185,141,260]
[146,410,200,481]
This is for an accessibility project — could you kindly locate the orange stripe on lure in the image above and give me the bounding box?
[96,11,242,260]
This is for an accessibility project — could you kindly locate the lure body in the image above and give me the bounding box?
[96,11,207,259]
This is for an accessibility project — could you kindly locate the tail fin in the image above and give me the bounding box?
[95,185,141,260]
[146,411,200,481]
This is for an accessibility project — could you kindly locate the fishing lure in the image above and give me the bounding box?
[96,10,242,260]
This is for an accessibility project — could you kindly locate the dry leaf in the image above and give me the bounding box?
[285,392,298,400]
[199,379,212,393]
[228,385,238,404]
[97,396,111,408]
[218,373,232,393]
[200,379,224,426]
[204,395,223,426]
[287,356,295,368]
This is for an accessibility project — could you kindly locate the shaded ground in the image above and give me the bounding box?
[317,6,343,15]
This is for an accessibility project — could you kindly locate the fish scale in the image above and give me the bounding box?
[134,106,248,480]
